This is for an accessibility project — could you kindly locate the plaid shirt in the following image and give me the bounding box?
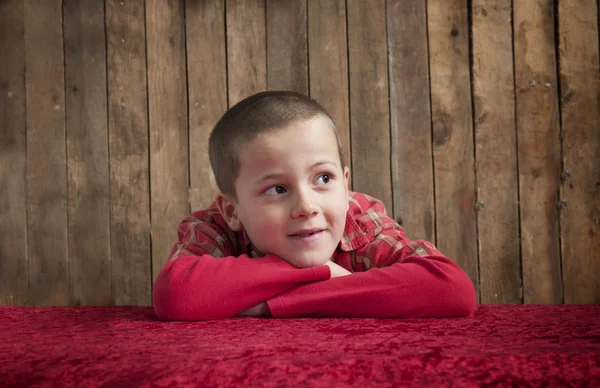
[170,191,443,270]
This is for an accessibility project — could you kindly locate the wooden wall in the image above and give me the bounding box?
[1,0,598,306]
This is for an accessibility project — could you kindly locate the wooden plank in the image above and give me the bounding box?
[24,0,69,305]
[266,0,308,94]
[0,0,28,305]
[427,0,479,296]
[63,0,110,305]
[106,0,151,305]
[558,0,600,303]
[308,0,351,187]
[387,0,434,240]
[513,0,562,304]
[226,0,267,105]
[347,0,392,212]
[186,0,226,211]
[472,0,520,304]
[146,0,189,283]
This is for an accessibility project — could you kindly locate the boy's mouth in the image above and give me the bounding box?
[289,229,324,238]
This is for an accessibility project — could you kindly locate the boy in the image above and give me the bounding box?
[153,91,476,321]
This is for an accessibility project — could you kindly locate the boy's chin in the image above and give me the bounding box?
[282,255,332,269]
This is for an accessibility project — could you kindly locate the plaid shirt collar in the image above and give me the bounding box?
[340,210,370,251]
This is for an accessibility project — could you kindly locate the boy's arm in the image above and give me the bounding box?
[264,201,476,318]
[153,253,330,320]
[152,210,331,321]
[266,250,475,318]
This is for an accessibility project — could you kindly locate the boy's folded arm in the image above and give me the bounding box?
[266,252,476,318]
[152,210,331,321]
[153,253,330,321]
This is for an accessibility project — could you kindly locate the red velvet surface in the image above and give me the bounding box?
[1,305,598,387]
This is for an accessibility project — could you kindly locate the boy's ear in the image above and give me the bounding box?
[343,166,350,210]
[343,166,350,190]
[215,193,243,232]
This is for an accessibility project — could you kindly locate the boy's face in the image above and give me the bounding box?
[216,117,349,268]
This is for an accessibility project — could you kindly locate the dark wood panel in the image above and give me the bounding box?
[186,0,226,211]
[387,0,434,240]
[308,0,351,186]
[558,0,600,303]
[267,0,308,94]
[24,0,69,305]
[64,0,110,305]
[514,0,562,304]
[472,0,521,304]
[226,0,267,105]
[146,0,190,283]
[0,0,28,305]
[427,0,479,298]
[106,0,152,305]
[347,0,392,212]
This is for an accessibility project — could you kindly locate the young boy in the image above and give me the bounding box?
[153,91,476,321]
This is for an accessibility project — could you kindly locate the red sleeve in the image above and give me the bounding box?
[153,253,330,321]
[266,198,476,318]
[152,207,331,321]
[267,254,475,318]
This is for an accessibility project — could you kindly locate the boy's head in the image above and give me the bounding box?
[209,91,350,268]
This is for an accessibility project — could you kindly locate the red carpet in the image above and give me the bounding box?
[1,304,598,387]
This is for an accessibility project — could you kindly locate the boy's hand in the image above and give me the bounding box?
[324,260,352,278]
[238,302,271,318]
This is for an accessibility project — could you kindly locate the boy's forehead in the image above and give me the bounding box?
[237,119,340,169]
[257,116,336,143]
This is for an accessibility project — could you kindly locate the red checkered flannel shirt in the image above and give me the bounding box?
[153,191,476,320]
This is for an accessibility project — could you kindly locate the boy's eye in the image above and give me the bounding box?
[264,185,287,196]
[315,174,331,186]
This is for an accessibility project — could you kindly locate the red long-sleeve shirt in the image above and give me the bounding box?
[153,191,476,320]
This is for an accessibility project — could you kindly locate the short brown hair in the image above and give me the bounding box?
[208,91,345,199]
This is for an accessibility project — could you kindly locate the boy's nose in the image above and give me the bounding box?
[291,191,319,218]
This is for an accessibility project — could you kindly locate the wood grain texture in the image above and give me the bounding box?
[266,0,308,94]
[226,0,267,105]
[3,0,599,306]
[64,0,110,306]
[513,0,562,304]
[308,0,351,185]
[472,0,521,304]
[558,0,600,303]
[387,0,434,240]
[186,0,226,211]
[0,0,28,305]
[347,0,392,212]
[146,0,189,283]
[106,0,151,305]
[427,0,479,297]
[24,0,69,305]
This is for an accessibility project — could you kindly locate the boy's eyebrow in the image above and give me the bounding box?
[255,172,285,184]
[311,160,338,169]
[254,160,338,184]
